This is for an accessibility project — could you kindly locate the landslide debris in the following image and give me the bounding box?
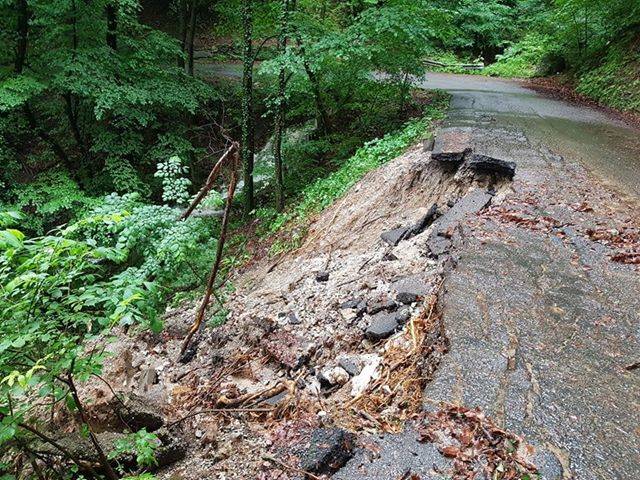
[70,138,522,479]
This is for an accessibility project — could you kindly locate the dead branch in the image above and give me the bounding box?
[166,407,273,428]
[180,141,238,221]
[215,381,290,408]
[179,147,240,357]
[66,369,118,480]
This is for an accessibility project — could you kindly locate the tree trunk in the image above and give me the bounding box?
[15,0,29,73]
[106,3,117,50]
[273,0,291,211]
[178,0,188,68]
[23,105,74,172]
[14,0,72,170]
[241,0,255,215]
[295,36,330,135]
[186,0,197,75]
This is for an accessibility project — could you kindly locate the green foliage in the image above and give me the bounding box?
[576,39,640,112]
[155,156,192,206]
[3,170,97,234]
[110,429,160,469]
[257,92,449,253]
[483,34,550,78]
[0,76,46,112]
[0,220,153,456]
[0,0,215,203]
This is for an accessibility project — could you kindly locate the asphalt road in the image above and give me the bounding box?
[418,72,640,202]
[337,73,640,480]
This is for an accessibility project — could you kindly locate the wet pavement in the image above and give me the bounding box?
[338,74,640,479]
[418,73,640,202]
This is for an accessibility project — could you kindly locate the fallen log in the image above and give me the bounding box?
[424,58,484,70]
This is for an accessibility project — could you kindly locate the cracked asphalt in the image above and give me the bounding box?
[337,73,640,479]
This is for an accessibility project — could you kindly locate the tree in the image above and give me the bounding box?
[273,0,292,211]
[241,0,256,215]
[0,0,214,207]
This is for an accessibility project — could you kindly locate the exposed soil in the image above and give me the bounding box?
[65,136,531,480]
[36,72,640,480]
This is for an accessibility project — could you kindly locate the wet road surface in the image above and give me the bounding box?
[337,74,639,480]
[418,72,640,202]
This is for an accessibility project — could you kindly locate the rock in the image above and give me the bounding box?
[381,226,411,246]
[351,354,382,396]
[393,275,431,305]
[316,271,330,282]
[367,297,397,315]
[318,366,350,388]
[116,393,165,432]
[408,204,438,237]
[338,356,362,377]
[298,428,355,475]
[466,153,516,179]
[394,308,411,324]
[340,299,367,317]
[140,368,158,388]
[287,312,302,325]
[365,312,400,340]
[262,330,316,369]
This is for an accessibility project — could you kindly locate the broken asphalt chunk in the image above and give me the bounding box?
[298,428,355,475]
[431,189,493,235]
[409,203,439,237]
[431,128,473,168]
[367,297,397,315]
[393,275,431,304]
[467,153,517,179]
[381,204,439,246]
[381,226,412,246]
[365,312,400,340]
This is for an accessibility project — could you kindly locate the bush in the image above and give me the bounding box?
[3,170,97,234]
[576,39,640,113]
[483,34,550,78]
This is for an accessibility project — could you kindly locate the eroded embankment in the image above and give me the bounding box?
[69,136,527,480]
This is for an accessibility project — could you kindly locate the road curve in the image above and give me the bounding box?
[418,72,640,202]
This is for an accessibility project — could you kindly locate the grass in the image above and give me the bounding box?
[576,39,640,113]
